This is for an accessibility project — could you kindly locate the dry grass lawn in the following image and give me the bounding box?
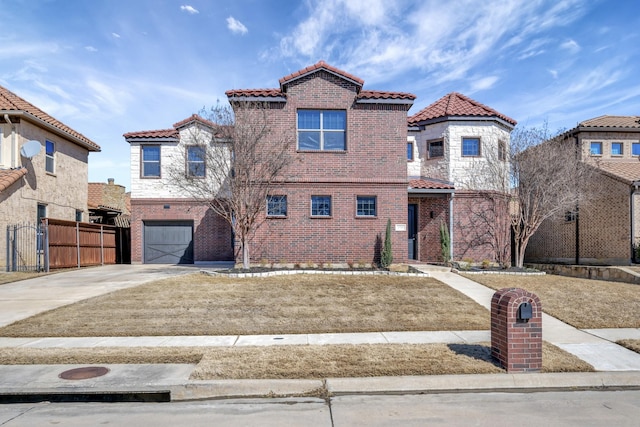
[0,271,43,285]
[463,274,640,329]
[618,339,640,354]
[0,342,593,379]
[0,273,490,337]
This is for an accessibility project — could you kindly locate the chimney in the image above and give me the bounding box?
[108,178,114,185]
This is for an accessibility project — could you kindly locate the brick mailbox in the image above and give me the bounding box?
[491,288,542,373]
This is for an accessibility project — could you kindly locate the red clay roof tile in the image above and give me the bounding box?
[358,90,416,101]
[0,85,100,151]
[409,178,455,190]
[578,115,640,129]
[123,128,178,139]
[225,89,285,98]
[0,167,27,192]
[173,114,217,129]
[278,60,365,89]
[408,92,516,126]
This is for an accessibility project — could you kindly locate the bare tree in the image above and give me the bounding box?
[465,122,599,268]
[168,102,294,269]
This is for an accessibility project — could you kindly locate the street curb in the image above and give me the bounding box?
[170,379,326,401]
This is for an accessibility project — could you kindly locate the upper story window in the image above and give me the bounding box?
[356,196,377,217]
[187,146,206,178]
[75,210,83,222]
[590,142,602,156]
[141,145,161,178]
[267,195,287,217]
[407,142,414,161]
[611,142,623,156]
[45,140,55,173]
[311,195,331,217]
[298,110,346,151]
[633,142,640,156]
[498,140,507,161]
[462,137,480,157]
[428,140,444,158]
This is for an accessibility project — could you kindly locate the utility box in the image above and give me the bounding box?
[491,288,542,373]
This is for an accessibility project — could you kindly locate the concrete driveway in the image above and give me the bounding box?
[0,264,225,328]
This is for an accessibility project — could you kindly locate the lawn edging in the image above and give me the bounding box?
[201,269,430,279]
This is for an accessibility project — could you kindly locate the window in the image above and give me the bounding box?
[267,195,287,217]
[428,140,444,158]
[356,196,377,217]
[187,146,206,177]
[37,204,46,251]
[611,142,623,156]
[565,210,577,222]
[298,110,346,151]
[45,140,55,173]
[407,142,414,161]
[75,210,82,222]
[462,137,480,156]
[311,195,331,217]
[590,142,602,155]
[498,140,507,161]
[141,145,161,177]
[633,143,640,156]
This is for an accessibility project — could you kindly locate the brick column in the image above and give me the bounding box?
[491,288,542,373]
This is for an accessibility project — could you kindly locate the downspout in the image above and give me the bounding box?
[449,194,454,261]
[631,182,640,263]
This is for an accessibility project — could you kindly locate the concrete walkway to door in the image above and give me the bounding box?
[0,263,233,328]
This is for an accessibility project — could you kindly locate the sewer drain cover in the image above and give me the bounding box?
[59,366,110,380]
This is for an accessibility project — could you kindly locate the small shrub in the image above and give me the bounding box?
[440,222,451,264]
[380,219,393,268]
[347,261,354,269]
[325,262,332,269]
[317,261,325,269]
[259,258,268,267]
[306,261,315,269]
[481,259,491,269]
[462,258,473,270]
[293,262,301,269]
[357,259,368,268]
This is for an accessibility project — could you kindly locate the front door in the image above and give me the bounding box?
[408,204,418,260]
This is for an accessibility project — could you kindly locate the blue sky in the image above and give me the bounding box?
[2,0,639,191]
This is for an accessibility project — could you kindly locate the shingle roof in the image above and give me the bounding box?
[595,161,640,184]
[0,85,100,151]
[408,92,516,126]
[279,60,365,89]
[578,115,640,129]
[0,167,27,192]
[409,178,455,190]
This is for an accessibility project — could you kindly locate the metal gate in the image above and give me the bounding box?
[6,222,48,272]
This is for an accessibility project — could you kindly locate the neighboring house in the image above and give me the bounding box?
[0,84,101,269]
[88,178,131,226]
[125,115,233,264]
[407,92,517,263]
[526,115,640,265]
[126,61,415,265]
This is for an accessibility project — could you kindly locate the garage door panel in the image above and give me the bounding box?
[144,222,194,264]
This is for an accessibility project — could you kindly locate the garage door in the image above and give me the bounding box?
[143,221,194,264]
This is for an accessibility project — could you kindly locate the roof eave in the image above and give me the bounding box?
[1,110,101,152]
[408,187,455,194]
[124,137,179,144]
[410,115,516,130]
[356,98,415,106]
[227,96,287,103]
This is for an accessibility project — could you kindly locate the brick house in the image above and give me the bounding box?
[125,115,233,264]
[526,115,640,265]
[126,61,415,265]
[407,92,517,264]
[0,84,101,269]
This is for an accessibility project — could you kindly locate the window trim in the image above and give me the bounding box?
[266,195,288,218]
[45,140,55,174]
[186,145,206,178]
[498,140,507,161]
[356,196,377,218]
[428,139,444,159]
[461,137,481,157]
[590,141,603,156]
[311,195,332,218]
[140,145,161,179]
[611,142,623,156]
[297,110,347,151]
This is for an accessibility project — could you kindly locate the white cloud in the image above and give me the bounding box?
[548,69,558,79]
[85,46,98,52]
[180,5,199,14]
[226,16,248,35]
[112,33,121,38]
[560,39,581,53]
[470,76,499,91]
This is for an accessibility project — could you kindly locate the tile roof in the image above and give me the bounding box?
[173,114,218,130]
[225,89,285,98]
[279,60,365,89]
[595,160,640,184]
[123,128,179,139]
[358,90,416,101]
[0,167,27,192]
[0,85,100,151]
[578,115,640,129]
[408,92,517,126]
[409,178,455,190]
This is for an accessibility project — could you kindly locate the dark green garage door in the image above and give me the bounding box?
[143,221,194,264]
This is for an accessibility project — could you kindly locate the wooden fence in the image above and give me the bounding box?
[46,219,117,269]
